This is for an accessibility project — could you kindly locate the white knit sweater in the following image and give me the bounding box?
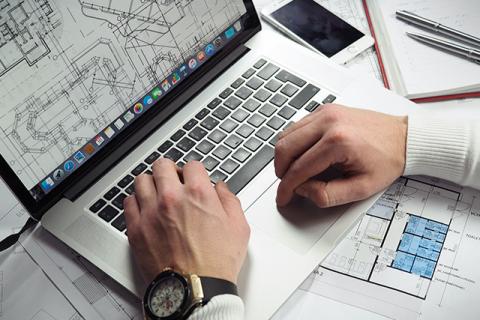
[189,114,480,319]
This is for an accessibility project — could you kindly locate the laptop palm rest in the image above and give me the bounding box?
[247,180,347,254]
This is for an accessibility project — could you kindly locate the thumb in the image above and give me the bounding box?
[296,176,371,208]
[215,181,244,217]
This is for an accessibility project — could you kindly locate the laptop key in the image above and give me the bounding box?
[281,83,299,97]
[189,126,208,141]
[278,106,296,120]
[220,159,240,174]
[104,187,120,201]
[322,94,337,104]
[212,106,231,120]
[212,145,232,160]
[171,129,186,142]
[232,148,252,163]
[220,119,239,133]
[256,127,274,141]
[89,199,106,213]
[118,175,134,188]
[269,133,281,146]
[270,93,288,107]
[208,129,227,144]
[145,151,160,165]
[200,116,220,131]
[208,98,222,109]
[131,163,148,176]
[305,100,320,112]
[265,79,282,92]
[164,148,184,162]
[253,59,267,69]
[177,161,186,168]
[275,70,307,87]
[227,145,275,194]
[247,114,266,128]
[289,84,321,109]
[267,116,286,130]
[246,77,264,90]
[125,184,135,195]
[253,89,272,102]
[242,99,261,112]
[202,156,220,171]
[258,63,280,80]
[244,137,262,152]
[183,118,199,131]
[232,109,249,122]
[210,170,228,184]
[224,96,242,110]
[99,205,119,222]
[236,124,255,138]
[184,150,203,162]
[219,87,234,99]
[235,86,253,100]
[112,193,128,210]
[195,108,210,120]
[231,78,245,89]
[112,214,127,232]
[158,140,173,153]
[225,134,243,149]
[177,137,196,152]
[259,103,276,117]
[242,68,256,79]
[196,140,215,154]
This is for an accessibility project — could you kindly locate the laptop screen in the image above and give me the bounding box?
[0,1,247,201]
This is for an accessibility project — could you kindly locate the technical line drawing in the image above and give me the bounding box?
[0,0,246,189]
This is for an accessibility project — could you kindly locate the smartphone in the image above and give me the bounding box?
[261,0,374,64]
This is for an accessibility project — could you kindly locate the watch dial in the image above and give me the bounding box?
[149,277,186,317]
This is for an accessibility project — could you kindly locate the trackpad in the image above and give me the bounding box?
[247,181,347,254]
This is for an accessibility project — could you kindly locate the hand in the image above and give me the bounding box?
[124,159,250,285]
[275,104,407,208]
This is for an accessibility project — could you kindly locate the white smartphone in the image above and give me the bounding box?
[261,0,374,64]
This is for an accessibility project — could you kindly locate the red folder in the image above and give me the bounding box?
[362,0,480,103]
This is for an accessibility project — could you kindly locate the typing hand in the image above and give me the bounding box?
[124,159,250,284]
[275,104,407,208]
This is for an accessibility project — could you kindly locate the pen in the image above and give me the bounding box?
[406,32,480,64]
[396,10,480,48]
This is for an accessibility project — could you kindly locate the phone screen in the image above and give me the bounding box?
[271,0,364,57]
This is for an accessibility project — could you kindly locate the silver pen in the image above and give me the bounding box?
[396,10,480,47]
[406,32,480,64]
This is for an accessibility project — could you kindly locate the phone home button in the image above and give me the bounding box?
[347,45,357,53]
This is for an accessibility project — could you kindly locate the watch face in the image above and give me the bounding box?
[149,276,187,318]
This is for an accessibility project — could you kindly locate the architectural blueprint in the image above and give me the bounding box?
[275,176,480,320]
[0,0,246,190]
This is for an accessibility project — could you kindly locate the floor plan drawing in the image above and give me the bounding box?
[276,175,480,320]
[0,0,246,190]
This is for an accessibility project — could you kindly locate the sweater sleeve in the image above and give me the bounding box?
[404,114,480,190]
[188,295,244,320]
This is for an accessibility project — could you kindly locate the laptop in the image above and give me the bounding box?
[0,0,410,318]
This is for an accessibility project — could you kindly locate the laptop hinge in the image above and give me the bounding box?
[64,44,250,202]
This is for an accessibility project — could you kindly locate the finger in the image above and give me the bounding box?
[296,176,371,208]
[274,117,327,178]
[278,110,317,139]
[182,161,211,186]
[152,158,182,195]
[216,181,244,218]
[134,174,158,212]
[123,195,141,239]
[276,139,335,207]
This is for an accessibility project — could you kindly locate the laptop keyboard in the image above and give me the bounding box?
[88,59,336,234]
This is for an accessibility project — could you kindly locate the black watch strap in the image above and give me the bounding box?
[200,277,238,305]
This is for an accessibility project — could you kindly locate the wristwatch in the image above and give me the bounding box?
[143,268,238,320]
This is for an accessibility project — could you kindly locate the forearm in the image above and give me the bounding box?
[188,295,244,320]
[404,115,480,189]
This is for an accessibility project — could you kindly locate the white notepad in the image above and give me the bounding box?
[365,0,480,100]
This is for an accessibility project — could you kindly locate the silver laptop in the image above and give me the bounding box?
[0,0,391,318]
